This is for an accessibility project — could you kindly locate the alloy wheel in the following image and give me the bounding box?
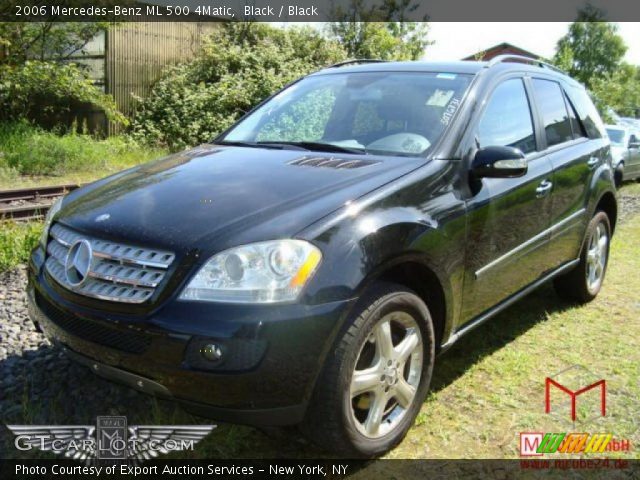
[349,312,423,438]
[586,221,608,293]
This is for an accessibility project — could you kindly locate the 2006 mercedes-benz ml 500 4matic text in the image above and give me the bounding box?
[28,56,617,456]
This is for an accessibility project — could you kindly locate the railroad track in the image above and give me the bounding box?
[0,184,82,221]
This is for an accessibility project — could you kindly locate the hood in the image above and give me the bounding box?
[58,145,425,255]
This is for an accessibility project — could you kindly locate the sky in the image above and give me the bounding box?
[282,22,640,65]
[423,23,640,64]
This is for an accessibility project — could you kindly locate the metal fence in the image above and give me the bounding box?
[105,22,219,135]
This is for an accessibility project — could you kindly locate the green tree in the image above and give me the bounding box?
[0,21,124,127]
[552,5,627,89]
[132,23,347,150]
[0,22,109,65]
[590,64,640,119]
[328,0,431,60]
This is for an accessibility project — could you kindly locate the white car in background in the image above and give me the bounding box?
[605,125,640,187]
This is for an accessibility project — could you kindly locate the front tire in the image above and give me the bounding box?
[554,211,611,303]
[302,282,435,457]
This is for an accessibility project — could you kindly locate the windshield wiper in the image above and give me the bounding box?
[216,140,285,150]
[257,141,367,155]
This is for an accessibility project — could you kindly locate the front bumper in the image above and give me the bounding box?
[28,248,354,426]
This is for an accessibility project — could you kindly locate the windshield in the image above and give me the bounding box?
[221,72,472,157]
[606,128,626,146]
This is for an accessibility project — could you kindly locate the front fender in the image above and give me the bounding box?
[300,161,468,343]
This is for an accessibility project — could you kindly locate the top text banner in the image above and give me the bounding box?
[2,0,640,22]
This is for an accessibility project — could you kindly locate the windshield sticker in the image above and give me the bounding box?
[426,89,455,107]
[440,97,461,126]
[436,73,457,80]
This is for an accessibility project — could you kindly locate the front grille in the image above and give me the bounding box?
[288,156,380,169]
[45,223,175,304]
[36,292,151,354]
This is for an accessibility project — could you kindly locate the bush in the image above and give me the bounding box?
[0,221,41,272]
[132,24,347,150]
[0,122,165,177]
[0,61,126,127]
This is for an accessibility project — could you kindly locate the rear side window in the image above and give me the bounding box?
[477,78,536,154]
[564,92,587,139]
[565,85,605,139]
[532,79,573,147]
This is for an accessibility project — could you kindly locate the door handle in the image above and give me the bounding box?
[587,156,599,169]
[536,179,553,197]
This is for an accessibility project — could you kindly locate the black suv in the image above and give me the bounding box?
[28,56,617,457]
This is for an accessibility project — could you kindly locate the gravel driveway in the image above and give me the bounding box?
[1,184,639,459]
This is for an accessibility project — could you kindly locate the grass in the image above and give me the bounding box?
[0,221,41,272]
[0,122,167,189]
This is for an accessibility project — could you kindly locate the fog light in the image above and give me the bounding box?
[201,343,223,362]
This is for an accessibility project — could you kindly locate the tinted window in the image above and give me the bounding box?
[566,85,605,139]
[532,79,573,147]
[564,92,587,139]
[477,79,536,154]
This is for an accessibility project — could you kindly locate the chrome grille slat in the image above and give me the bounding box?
[45,223,174,304]
[89,261,165,288]
[50,223,175,268]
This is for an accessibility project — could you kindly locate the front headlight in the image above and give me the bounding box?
[40,197,63,248]
[179,240,322,304]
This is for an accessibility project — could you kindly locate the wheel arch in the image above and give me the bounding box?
[595,191,618,234]
[356,256,451,351]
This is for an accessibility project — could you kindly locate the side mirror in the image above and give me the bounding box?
[471,146,528,178]
[629,141,640,149]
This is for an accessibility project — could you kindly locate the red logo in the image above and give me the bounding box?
[520,432,544,456]
[545,365,606,422]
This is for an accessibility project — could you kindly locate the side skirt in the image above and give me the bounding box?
[438,258,580,354]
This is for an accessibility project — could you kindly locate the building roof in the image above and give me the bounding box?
[462,42,541,61]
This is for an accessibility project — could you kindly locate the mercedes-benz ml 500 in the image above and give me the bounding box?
[28,56,617,456]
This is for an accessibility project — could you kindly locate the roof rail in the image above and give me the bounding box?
[327,59,388,68]
[488,54,566,75]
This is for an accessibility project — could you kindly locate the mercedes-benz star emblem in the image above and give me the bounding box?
[64,239,93,287]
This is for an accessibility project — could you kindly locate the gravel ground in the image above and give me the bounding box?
[1,185,639,460]
[618,184,640,221]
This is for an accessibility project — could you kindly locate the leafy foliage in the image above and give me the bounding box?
[0,22,125,127]
[552,5,638,121]
[553,5,627,89]
[0,61,125,125]
[0,22,110,64]
[132,24,347,150]
[590,64,640,120]
[328,0,431,60]
[0,221,41,272]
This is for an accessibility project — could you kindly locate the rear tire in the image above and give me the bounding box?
[614,163,624,188]
[302,282,435,457]
[553,211,611,303]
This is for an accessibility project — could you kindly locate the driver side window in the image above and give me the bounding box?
[477,78,536,154]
